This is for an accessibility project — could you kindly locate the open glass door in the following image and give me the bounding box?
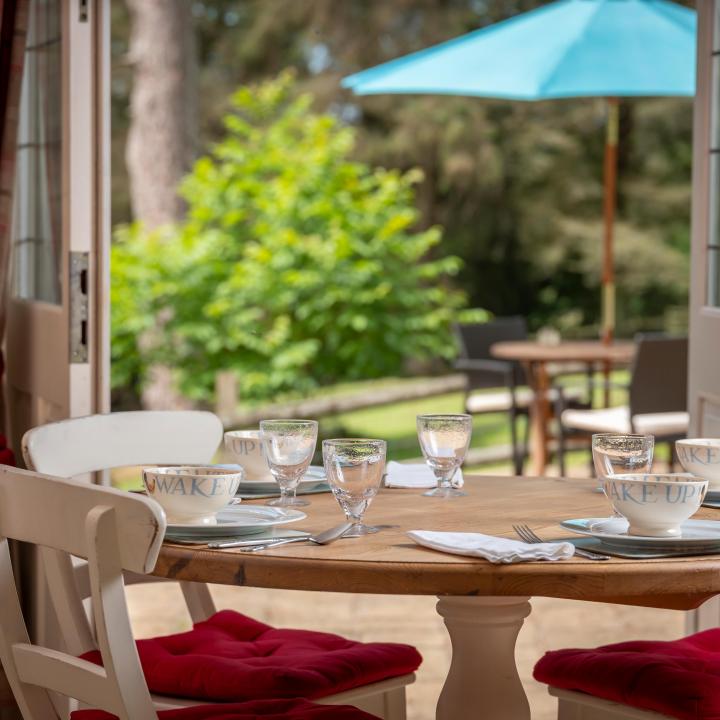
[687,0,720,632]
[6,0,110,458]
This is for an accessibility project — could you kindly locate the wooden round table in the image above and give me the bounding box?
[490,340,636,475]
[154,476,720,720]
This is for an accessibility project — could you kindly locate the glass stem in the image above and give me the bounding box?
[436,472,453,490]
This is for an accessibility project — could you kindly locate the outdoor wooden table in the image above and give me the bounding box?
[154,476,720,720]
[490,340,636,475]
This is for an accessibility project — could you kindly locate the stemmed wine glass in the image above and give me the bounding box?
[416,414,472,498]
[592,433,655,517]
[259,419,318,507]
[322,438,386,536]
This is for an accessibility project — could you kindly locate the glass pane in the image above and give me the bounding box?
[709,156,720,308]
[11,0,62,304]
[715,3,720,52]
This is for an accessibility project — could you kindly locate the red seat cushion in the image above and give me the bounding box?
[534,628,720,719]
[72,698,378,719]
[81,610,421,703]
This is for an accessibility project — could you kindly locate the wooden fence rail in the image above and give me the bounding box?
[216,373,467,429]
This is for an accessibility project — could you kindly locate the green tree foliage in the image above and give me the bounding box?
[112,74,468,403]
[111,0,693,339]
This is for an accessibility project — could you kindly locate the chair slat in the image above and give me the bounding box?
[12,645,116,713]
[22,410,223,476]
[0,466,164,573]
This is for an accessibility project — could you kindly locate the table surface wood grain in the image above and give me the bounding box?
[154,476,720,611]
[490,340,635,364]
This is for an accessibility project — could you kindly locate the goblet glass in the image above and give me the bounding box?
[259,419,318,507]
[322,438,386,536]
[592,433,655,477]
[592,433,655,517]
[417,414,472,498]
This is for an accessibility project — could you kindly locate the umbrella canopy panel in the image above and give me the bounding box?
[342,0,696,101]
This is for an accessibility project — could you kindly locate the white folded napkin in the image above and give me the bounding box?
[385,461,464,489]
[407,530,575,564]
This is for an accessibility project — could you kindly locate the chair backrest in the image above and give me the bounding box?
[22,410,223,477]
[0,465,164,720]
[629,335,688,416]
[454,317,527,360]
[454,317,527,388]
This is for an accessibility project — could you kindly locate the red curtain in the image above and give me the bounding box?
[0,0,27,469]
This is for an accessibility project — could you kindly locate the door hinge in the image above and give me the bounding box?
[78,0,89,23]
[70,252,89,363]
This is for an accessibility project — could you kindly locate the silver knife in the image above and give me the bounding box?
[244,522,354,552]
[203,534,311,548]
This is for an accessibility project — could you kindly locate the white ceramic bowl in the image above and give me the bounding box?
[143,466,243,525]
[224,430,269,480]
[603,473,708,537]
[676,439,720,490]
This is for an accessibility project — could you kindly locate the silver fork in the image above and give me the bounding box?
[513,524,611,561]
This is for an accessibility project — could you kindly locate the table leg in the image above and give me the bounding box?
[602,359,611,407]
[435,596,532,720]
[527,361,550,475]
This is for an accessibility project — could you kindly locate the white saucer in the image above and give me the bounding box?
[561,517,720,549]
[165,505,306,538]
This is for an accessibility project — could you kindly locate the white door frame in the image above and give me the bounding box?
[5,0,109,455]
[687,0,720,633]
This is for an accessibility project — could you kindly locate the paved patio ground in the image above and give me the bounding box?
[127,585,685,720]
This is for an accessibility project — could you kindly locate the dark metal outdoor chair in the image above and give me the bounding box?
[453,318,531,475]
[556,334,689,476]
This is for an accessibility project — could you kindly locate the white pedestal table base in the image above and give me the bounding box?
[436,596,532,720]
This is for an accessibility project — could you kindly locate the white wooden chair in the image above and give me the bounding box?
[0,464,377,720]
[550,689,673,719]
[22,411,224,624]
[21,412,413,720]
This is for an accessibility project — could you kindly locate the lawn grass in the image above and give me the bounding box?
[113,369,635,488]
[320,391,514,462]
[314,370,631,466]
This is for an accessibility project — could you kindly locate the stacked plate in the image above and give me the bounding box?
[235,465,330,497]
[562,516,720,556]
[165,505,307,542]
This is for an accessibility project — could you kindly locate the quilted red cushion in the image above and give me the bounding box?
[82,610,421,703]
[72,698,378,719]
[534,628,720,719]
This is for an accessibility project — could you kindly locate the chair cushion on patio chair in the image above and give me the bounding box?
[466,385,584,414]
[560,405,689,437]
[534,628,720,720]
[81,610,421,703]
[72,697,379,719]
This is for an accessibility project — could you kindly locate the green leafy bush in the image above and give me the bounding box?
[112,73,468,404]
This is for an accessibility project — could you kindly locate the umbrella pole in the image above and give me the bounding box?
[601,97,619,404]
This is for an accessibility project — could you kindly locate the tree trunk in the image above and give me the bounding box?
[126,0,197,227]
[125,0,197,409]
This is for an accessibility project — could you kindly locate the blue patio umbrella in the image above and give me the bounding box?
[342,0,696,341]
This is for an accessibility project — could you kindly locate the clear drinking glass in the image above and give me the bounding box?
[592,433,655,477]
[322,438,386,536]
[417,414,472,498]
[592,433,655,517]
[259,419,318,507]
